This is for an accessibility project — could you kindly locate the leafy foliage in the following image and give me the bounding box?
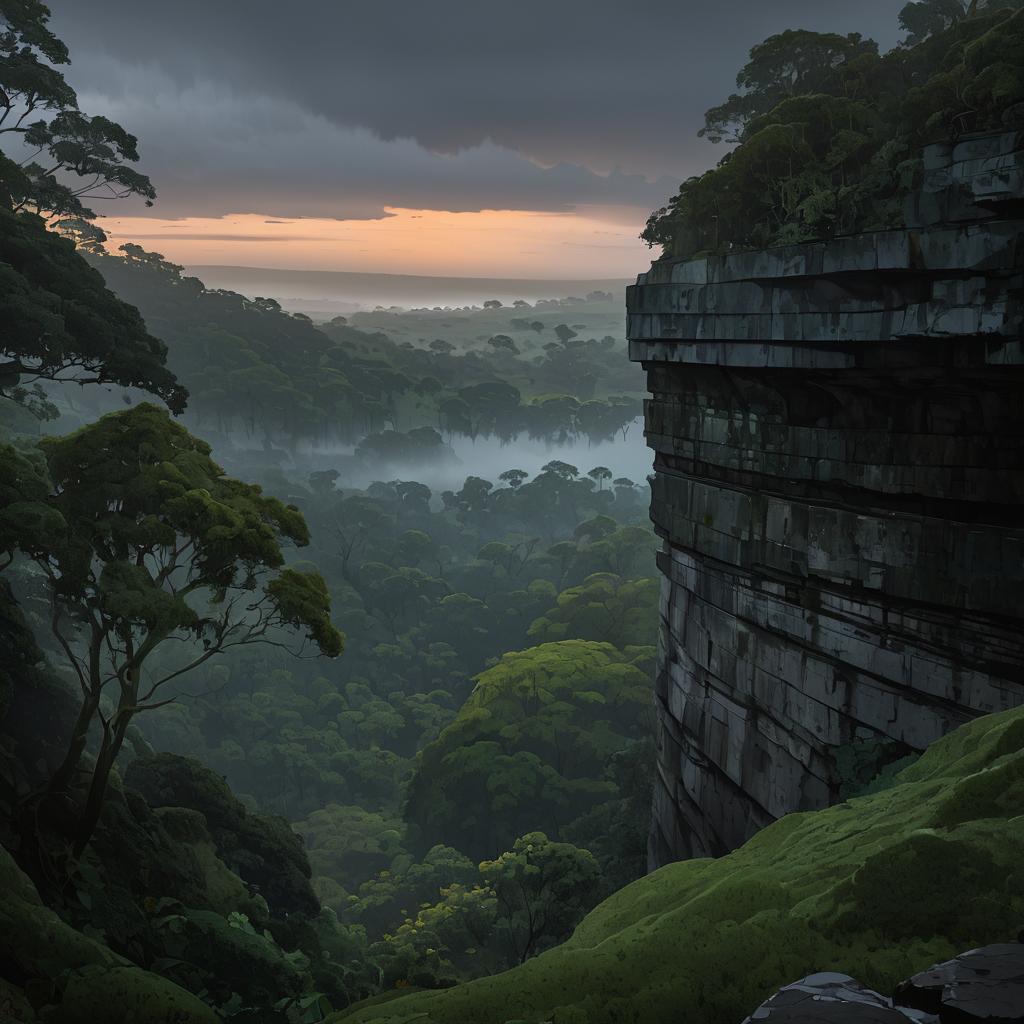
[12,404,343,853]
[0,207,186,413]
[644,6,1024,255]
[405,641,653,860]
[0,1,155,219]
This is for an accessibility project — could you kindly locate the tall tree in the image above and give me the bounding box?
[14,404,344,857]
[0,1,155,219]
[699,30,878,143]
[0,207,187,412]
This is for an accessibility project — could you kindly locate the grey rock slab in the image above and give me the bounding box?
[742,974,937,1024]
[894,944,1024,1023]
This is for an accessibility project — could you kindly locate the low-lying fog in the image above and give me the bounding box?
[219,420,653,498]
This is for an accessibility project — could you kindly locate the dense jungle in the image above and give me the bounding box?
[1,1,1023,1022]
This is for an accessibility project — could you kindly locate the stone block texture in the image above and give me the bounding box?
[628,131,1024,867]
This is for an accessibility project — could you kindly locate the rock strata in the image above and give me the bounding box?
[627,130,1024,866]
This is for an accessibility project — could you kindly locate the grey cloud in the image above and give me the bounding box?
[81,69,674,220]
[46,0,906,219]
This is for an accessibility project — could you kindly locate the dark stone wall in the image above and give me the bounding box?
[628,130,1024,867]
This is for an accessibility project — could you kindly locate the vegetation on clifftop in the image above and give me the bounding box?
[643,1,1024,256]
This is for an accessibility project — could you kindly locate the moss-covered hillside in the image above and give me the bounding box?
[334,705,1024,1024]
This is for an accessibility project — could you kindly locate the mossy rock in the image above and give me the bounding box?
[152,906,306,1007]
[154,807,268,925]
[0,846,215,1024]
[127,753,318,917]
[0,977,35,1022]
[48,965,217,1024]
[331,706,1024,1024]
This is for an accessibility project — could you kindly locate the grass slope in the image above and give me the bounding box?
[335,706,1024,1024]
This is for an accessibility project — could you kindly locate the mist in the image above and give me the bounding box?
[273,418,653,497]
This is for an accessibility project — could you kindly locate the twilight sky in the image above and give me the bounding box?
[48,0,905,278]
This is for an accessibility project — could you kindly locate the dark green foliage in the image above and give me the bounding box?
[644,8,1024,255]
[699,30,878,143]
[79,247,640,449]
[127,754,321,919]
[0,2,154,219]
[0,208,186,413]
[7,404,343,858]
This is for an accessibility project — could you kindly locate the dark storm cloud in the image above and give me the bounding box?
[46,0,905,219]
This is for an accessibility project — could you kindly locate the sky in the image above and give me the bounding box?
[48,0,905,280]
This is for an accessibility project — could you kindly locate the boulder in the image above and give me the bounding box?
[742,973,937,1023]
[894,943,1024,1023]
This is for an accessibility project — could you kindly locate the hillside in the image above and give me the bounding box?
[334,704,1024,1023]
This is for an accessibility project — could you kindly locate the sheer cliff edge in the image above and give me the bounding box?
[627,129,1024,866]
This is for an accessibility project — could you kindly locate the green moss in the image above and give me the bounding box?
[49,965,218,1024]
[332,706,1024,1024]
[0,846,216,1024]
[153,807,268,924]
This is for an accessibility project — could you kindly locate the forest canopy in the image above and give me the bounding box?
[643,2,1024,256]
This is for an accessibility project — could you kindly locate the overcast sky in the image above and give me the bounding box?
[46,0,906,276]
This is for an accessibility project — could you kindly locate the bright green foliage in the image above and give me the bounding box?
[404,641,653,860]
[369,833,603,987]
[644,9,1024,255]
[336,705,1024,1024]
[376,882,500,987]
[480,833,601,966]
[348,845,478,938]
[528,574,659,649]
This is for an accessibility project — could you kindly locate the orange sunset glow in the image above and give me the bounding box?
[97,207,654,279]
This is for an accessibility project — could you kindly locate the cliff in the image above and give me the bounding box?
[627,129,1024,865]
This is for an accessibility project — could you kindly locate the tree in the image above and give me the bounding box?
[487,334,519,355]
[0,3,155,219]
[480,832,601,964]
[541,460,579,481]
[699,30,878,143]
[553,324,578,344]
[898,0,975,44]
[645,7,1024,256]
[429,339,455,354]
[0,206,187,414]
[308,469,340,495]
[498,468,529,489]
[404,640,652,859]
[15,404,344,857]
[528,574,659,649]
[483,299,503,309]
[587,466,612,490]
[348,844,478,938]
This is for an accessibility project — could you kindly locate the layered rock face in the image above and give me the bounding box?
[627,130,1024,867]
